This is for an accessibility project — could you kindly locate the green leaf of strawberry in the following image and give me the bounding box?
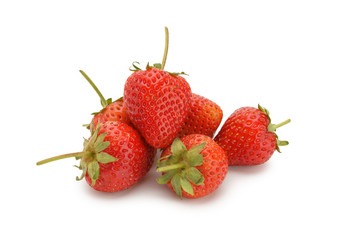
[187,141,206,159]
[156,169,179,184]
[179,176,193,196]
[157,135,228,199]
[156,138,207,197]
[171,138,187,155]
[129,61,142,72]
[188,155,203,167]
[171,174,183,199]
[97,152,118,164]
[184,167,204,185]
[88,161,100,186]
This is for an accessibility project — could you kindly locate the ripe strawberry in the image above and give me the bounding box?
[124,27,192,149]
[177,93,223,138]
[90,97,131,129]
[79,70,131,129]
[37,121,156,192]
[214,105,290,166]
[157,134,228,199]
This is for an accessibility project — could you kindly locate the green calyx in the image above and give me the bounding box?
[156,138,207,199]
[129,62,188,76]
[129,27,187,76]
[258,104,291,152]
[36,123,118,185]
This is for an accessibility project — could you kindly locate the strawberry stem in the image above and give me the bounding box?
[274,119,291,129]
[157,162,186,172]
[36,152,87,165]
[161,26,169,70]
[277,140,289,146]
[268,119,291,132]
[79,70,108,108]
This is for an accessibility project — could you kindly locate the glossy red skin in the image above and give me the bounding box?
[214,107,276,166]
[124,68,191,149]
[161,134,228,199]
[85,121,156,192]
[90,98,131,130]
[177,93,223,139]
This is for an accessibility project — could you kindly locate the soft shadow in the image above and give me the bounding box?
[182,185,227,205]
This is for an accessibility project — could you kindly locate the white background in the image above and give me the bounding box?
[1,0,359,239]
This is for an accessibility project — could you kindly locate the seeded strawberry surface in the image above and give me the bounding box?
[85,121,156,192]
[90,98,131,129]
[124,67,191,149]
[177,93,223,138]
[215,107,279,165]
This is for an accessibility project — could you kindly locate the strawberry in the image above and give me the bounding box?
[177,93,223,138]
[157,134,228,199]
[37,121,156,192]
[214,105,290,166]
[124,27,192,149]
[90,98,130,129]
[79,70,131,129]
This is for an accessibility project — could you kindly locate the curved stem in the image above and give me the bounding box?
[36,152,86,165]
[79,70,107,108]
[161,27,169,70]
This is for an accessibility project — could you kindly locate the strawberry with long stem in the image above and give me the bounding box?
[79,70,131,129]
[124,27,192,149]
[37,121,156,192]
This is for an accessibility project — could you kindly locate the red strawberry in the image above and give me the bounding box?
[37,121,156,192]
[79,70,131,129]
[90,97,131,129]
[214,105,290,166]
[177,93,223,138]
[124,27,192,149]
[157,134,228,199]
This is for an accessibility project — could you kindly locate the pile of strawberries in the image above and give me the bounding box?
[37,27,290,199]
